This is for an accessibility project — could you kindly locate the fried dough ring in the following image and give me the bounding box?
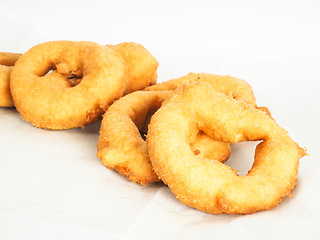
[10,41,129,130]
[147,82,306,214]
[97,73,264,185]
[97,90,231,185]
[0,52,21,107]
[106,42,158,94]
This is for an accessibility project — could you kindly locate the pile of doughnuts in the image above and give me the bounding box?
[1,40,306,215]
[1,41,158,129]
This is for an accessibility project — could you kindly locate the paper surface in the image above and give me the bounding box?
[1,1,319,239]
[0,93,318,240]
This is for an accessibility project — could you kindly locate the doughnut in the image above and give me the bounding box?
[144,72,257,106]
[0,52,21,107]
[10,41,129,130]
[97,73,263,185]
[97,90,231,185]
[147,81,306,214]
[97,73,266,185]
[106,42,158,94]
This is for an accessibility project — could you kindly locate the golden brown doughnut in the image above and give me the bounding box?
[147,81,306,214]
[10,41,128,129]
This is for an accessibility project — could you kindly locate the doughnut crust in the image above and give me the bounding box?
[10,41,129,129]
[0,52,21,107]
[147,82,306,214]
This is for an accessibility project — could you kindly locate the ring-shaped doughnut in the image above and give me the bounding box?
[97,90,231,185]
[97,73,264,185]
[10,41,129,129]
[106,42,158,94]
[147,81,306,214]
[0,52,21,107]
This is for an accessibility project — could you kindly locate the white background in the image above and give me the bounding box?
[0,0,319,239]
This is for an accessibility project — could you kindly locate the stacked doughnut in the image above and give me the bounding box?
[1,40,306,215]
[2,41,158,129]
[98,74,306,214]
